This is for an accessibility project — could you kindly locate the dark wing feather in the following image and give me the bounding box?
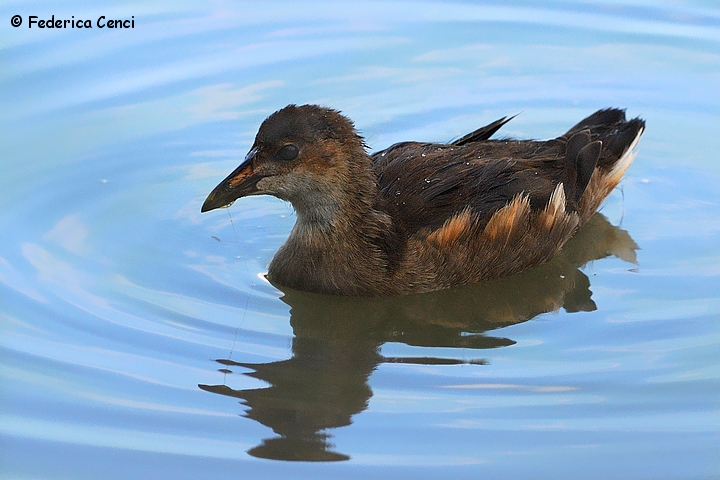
[451,114,517,145]
[372,140,565,235]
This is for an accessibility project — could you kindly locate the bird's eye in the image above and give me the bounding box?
[277,144,299,161]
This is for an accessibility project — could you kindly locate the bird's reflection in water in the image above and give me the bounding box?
[199,213,638,462]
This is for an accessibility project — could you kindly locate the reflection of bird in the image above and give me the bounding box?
[202,105,644,296]
[198,213,639,462]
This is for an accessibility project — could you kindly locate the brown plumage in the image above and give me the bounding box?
[202,105,644,296]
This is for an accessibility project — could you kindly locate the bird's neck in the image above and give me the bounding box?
[268,156,397,295]
[288,150,381,233]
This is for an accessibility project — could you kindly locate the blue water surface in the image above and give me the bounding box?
[1,1,719,479]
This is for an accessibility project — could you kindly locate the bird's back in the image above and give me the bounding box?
[372,108,644,236]
[370,109,644,293]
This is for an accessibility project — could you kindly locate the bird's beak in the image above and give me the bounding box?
[201,148,262,213]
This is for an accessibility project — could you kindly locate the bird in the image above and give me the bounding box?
[202,105,644,296]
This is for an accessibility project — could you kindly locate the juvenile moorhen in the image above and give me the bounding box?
[202,105,644,296]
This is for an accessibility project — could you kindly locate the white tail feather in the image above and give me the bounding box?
[608,126,644,180]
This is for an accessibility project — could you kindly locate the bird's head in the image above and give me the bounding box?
[201,104,368,215]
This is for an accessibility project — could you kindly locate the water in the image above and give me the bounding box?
[2,1,719,478]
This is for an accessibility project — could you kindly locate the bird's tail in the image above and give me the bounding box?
[563,108,645,224]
